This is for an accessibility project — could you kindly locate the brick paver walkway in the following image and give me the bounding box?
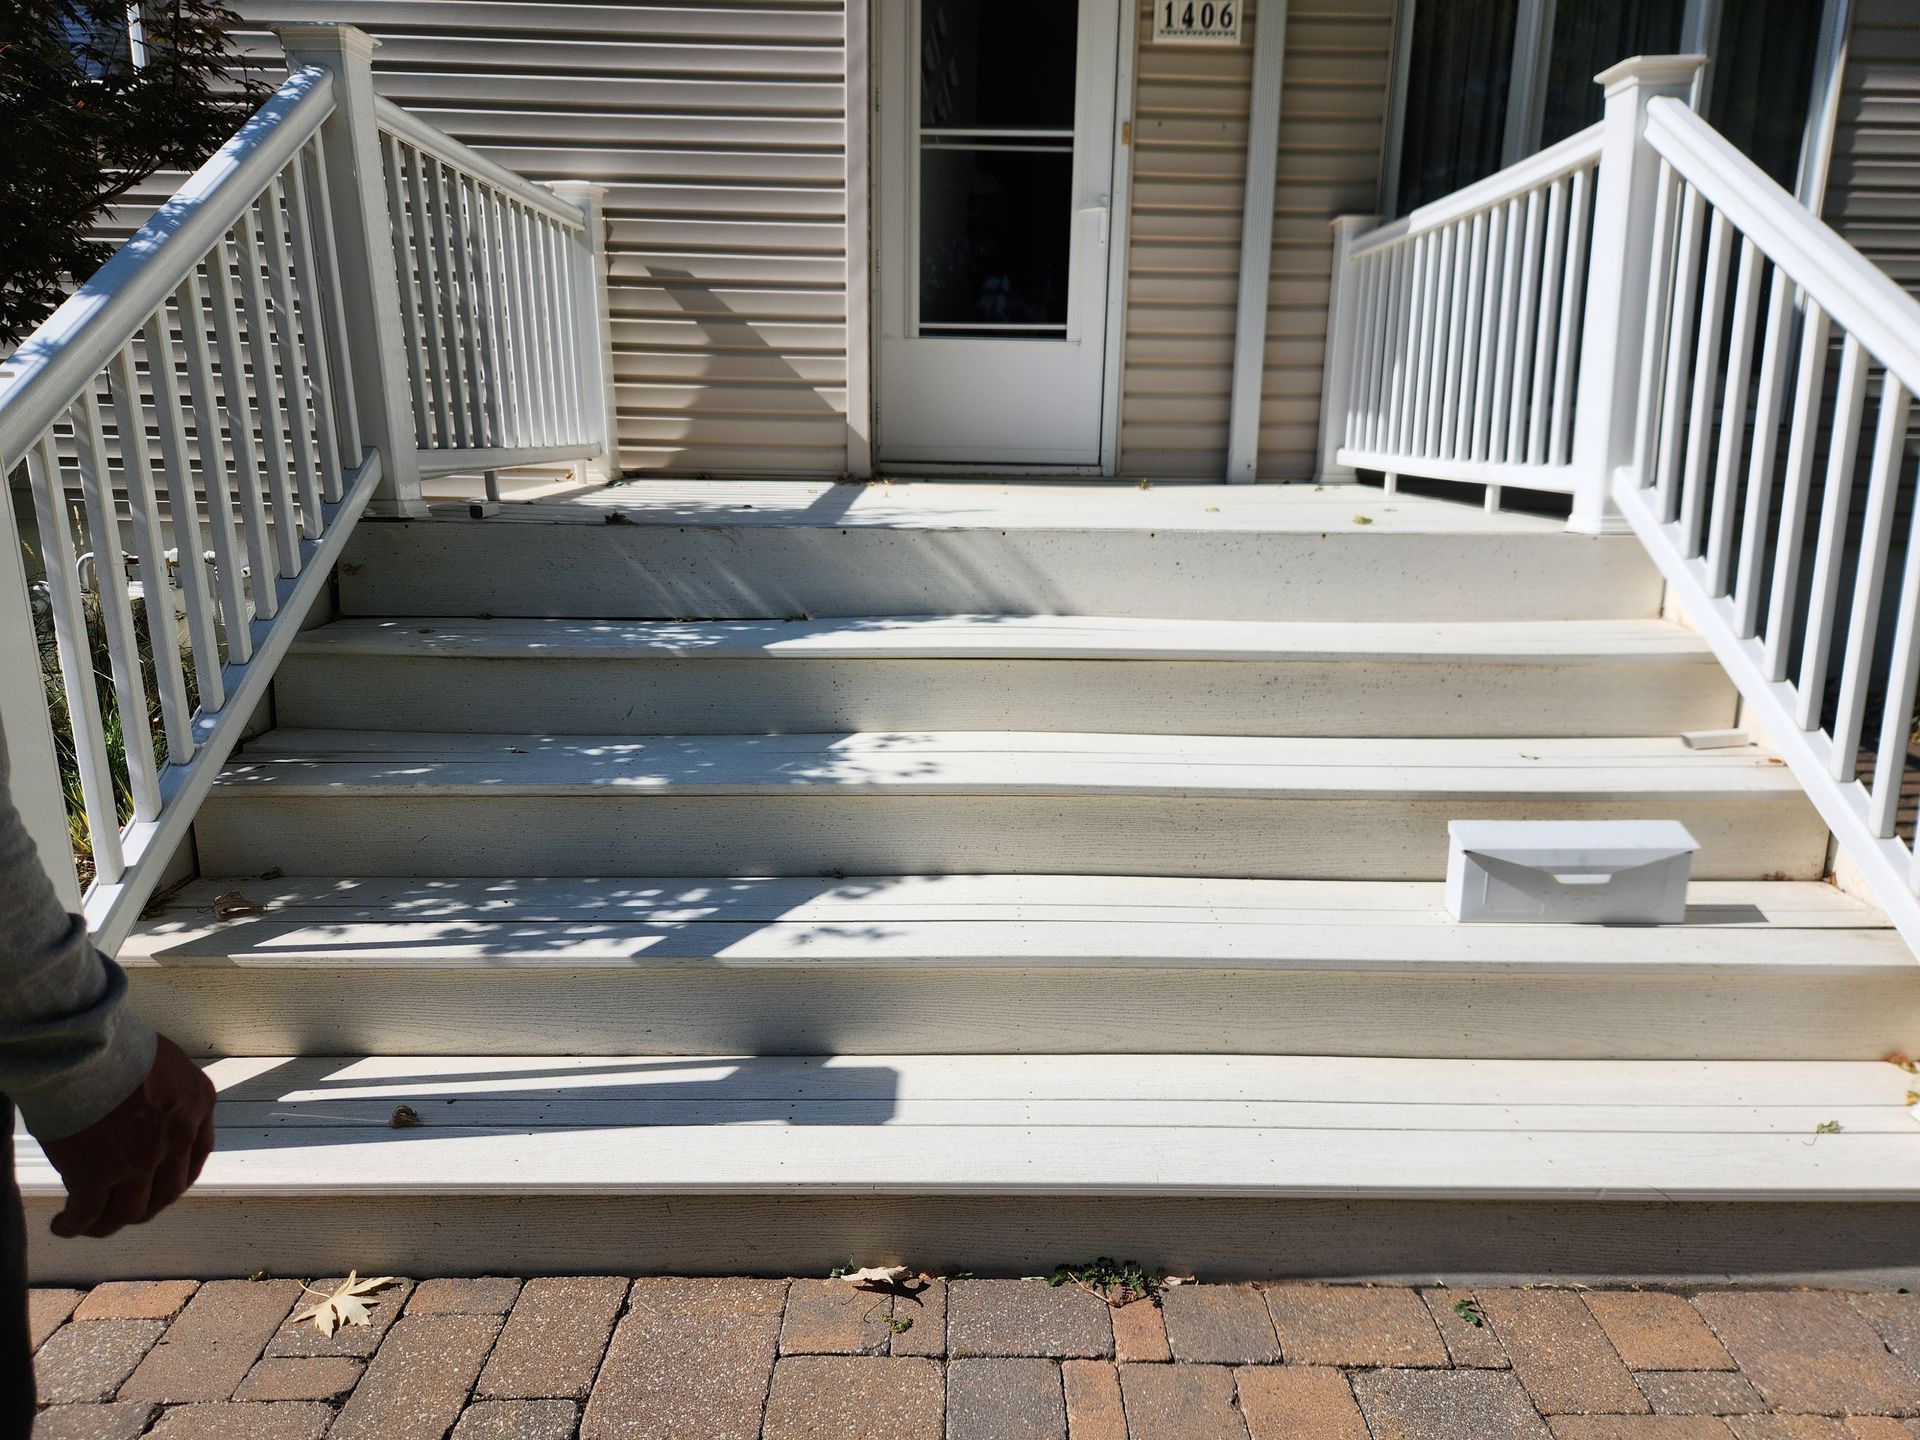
[27,1277,1920,1438]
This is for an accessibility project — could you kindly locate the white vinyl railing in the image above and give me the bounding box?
[1327,123,1604,507]
[1325,53,1920,952]
[377,99,616,480]
[0,24,607,946]
[1616,96,1920,955]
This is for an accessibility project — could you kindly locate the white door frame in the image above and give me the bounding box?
[864,0,1136,476]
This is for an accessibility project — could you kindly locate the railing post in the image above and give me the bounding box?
[275,24,429,520]
[0,475,83,911]
[1567,53,1705,535]
[1316,214,1380,484]
[550,181,620,485]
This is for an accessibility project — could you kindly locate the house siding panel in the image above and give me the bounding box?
[105,0,855,478]
[1826,0,1920,297]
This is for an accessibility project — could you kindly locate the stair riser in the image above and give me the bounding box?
[340,522,1664,622]
[197,792,1829,881]
[27,1194,1920,1287]
[274,654,1737,738]
[126,968,1920,1061]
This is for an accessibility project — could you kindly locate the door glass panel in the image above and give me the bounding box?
[1539,0,1686,147]
[1395,0,1516,213]
[917,0,1079,338]
[1707,0,1823,188]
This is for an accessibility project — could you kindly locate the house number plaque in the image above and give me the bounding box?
[1153,0,1241,44]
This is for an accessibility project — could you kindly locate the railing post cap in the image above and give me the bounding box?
[274,23,380,61]
[1594,53,1706,97]
[1329,213,1382,235]
[549,180,609,201]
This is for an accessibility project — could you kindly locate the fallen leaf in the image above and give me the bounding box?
[1885,1052,1917,1073]
[839,1265,910,1289]
[211,891,263,920]
[290,1272,397,1336]
[390,1105,422,1129]
[1815,1119,1843,1135]
[1353,515,1374,525]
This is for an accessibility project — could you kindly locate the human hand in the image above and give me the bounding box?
[39,1036,216,1238]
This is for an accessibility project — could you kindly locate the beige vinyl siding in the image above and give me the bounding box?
[1257,0,1394,478]
[104,1,855,478]
[1118,1,1258,478]
[1825,0,1920,301]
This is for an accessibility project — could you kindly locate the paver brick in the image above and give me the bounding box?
[1482,1288,1649,1415]
[1160,1285,1277,1365]
[1236,1366,1369,1439]
[1549,1421,1735,1438]
[1851,1295,1920,1375]
[1638,1371,1767,1415]
[1587,1294,1735,1371]
[328,1312,503,1440]
[1265,1285,1448,1367]
[760,1354,943,1440]
[140,1402,333,1439]
[1695,1293,1920,1417]
[28,1290,84,1349]
[1113,1300,1171,1362]
[1117,1363,1250,1440]
[451,1399,581,1440]
[1422,1289,1509,1368]
[1063,1360,1127,1440]
[948,1357,1067,1440]
[890,1279,946,1357]
[1724,1419,1855,1438]
[477,1274,627,1398]
[581,1277,787,1440]
[407,1276,523,1315]
[119,1280,303,1404]
[74,1281,199,1322]
[32,1320,168,1404]
[1845,1421,1920,1440]
[1354,1368,1553,1439]
[232,1356,363,1401]
[264,1277,412,1359]
[28,1402,155,1440]
[778,1278,895,1356]
[949,1280,1113,1359]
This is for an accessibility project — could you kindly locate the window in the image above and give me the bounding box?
[1387,0,1843,215]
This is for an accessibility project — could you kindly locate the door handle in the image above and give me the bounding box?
[1080,202,1110,248]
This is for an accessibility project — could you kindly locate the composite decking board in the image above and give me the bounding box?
[290,614,1718,664]
[125,877,1903,973]
[215,731,1805,798]
[14,1055,1920,1200]
[453,480,1579,532]
[134,873,1887,923]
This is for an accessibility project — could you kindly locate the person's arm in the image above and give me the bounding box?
[0,727,214,1236]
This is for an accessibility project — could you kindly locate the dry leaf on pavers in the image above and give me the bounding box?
[290,1272,398,1336]
[837,1265,911,1290]
[211,890,263,919]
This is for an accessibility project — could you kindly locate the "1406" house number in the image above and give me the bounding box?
[1154,0,1241,45]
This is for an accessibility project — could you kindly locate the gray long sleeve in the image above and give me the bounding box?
[0,725,155,1142]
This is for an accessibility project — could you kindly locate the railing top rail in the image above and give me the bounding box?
[1349,121,1605,259]
[373,96,585,230]
[0,65,335,470]
[1644,96,1920,398]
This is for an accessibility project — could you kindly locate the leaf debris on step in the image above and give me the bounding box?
[211,891,263,920]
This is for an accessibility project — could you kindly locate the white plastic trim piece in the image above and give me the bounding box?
[0,67,335,468]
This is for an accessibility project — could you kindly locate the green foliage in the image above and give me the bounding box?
[0,0,265,343]
[1452,1296,1486,1328]
[1048,1257,1163,1306]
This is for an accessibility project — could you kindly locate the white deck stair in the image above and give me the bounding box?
[20,482,1920,1282]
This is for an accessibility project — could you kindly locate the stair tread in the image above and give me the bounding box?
[127,875,1899,972]
[218,730,1805,797]
[16,1053,1920,1199]
[290,614,1717,664]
